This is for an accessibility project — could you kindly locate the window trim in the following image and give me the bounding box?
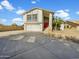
[27,14,38,22]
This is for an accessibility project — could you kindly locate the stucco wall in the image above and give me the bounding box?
[24,9,43,31]
[23,14,27,31]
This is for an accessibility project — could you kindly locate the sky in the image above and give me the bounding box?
[0,0,79,25]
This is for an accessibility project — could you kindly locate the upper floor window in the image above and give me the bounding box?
[27,15,31,21]
[32,14,37,21]
[27,14,37,22]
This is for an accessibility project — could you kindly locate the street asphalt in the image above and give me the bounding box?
[0,32,79,59]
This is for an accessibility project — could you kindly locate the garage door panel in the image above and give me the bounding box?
[27,24,42,31]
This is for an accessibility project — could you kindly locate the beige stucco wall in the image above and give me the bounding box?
[76,26,79,31]
[23,9,53,32]
[24,9,43,31]
[23,14,27,31]
[26,9,43,23]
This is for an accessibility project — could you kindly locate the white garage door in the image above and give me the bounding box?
[27,24,42,32]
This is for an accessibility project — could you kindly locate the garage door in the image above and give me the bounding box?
[27,24,42,32]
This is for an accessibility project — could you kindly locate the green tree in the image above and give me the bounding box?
[53,17,64,30]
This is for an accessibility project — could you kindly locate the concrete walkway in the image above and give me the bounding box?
[0,32,79,59]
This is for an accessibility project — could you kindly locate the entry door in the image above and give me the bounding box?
[43,17,49,30]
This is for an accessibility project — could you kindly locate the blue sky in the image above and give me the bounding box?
[0,0,79,25]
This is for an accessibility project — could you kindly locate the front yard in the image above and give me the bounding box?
[52,30,79,39]
[45,29,79,43]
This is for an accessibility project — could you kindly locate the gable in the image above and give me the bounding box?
[22,8,54,15]
[26,9,42,15]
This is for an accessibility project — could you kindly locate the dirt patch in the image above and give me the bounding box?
[44,29,79,43]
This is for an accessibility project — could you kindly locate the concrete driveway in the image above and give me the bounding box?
[0,32,79,59]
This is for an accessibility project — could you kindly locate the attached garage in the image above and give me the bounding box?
[26,23,42,32]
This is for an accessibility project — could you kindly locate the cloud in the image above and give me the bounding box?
[76,11,79,15]
[0,19,6,24]
[0,5,3,10]
[31,0,37,4]
[54,10,70,20]
[64,17,70,20]
[65,9,69,12]
[31,0,40,4]
[12,18,23,25]
[55,10,69,17]
[12,18,23,22]
[16,9,26,15]
[1,0,14,11]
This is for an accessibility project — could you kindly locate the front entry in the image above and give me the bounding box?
[43,17,49,30]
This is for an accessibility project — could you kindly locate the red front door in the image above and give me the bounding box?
[43,16,49,30]
[44,21,49,30]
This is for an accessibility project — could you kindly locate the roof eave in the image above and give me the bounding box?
[22,8,54,15]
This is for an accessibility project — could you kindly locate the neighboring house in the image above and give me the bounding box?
[72,21,79,24]
[22,8,54,32]
[64,21,79,30]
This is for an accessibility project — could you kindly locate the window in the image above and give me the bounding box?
[27,14,37,22]
[27,15,31,21]
[32,14,37,22]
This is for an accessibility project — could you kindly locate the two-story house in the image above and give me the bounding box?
[22,8,54,32]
